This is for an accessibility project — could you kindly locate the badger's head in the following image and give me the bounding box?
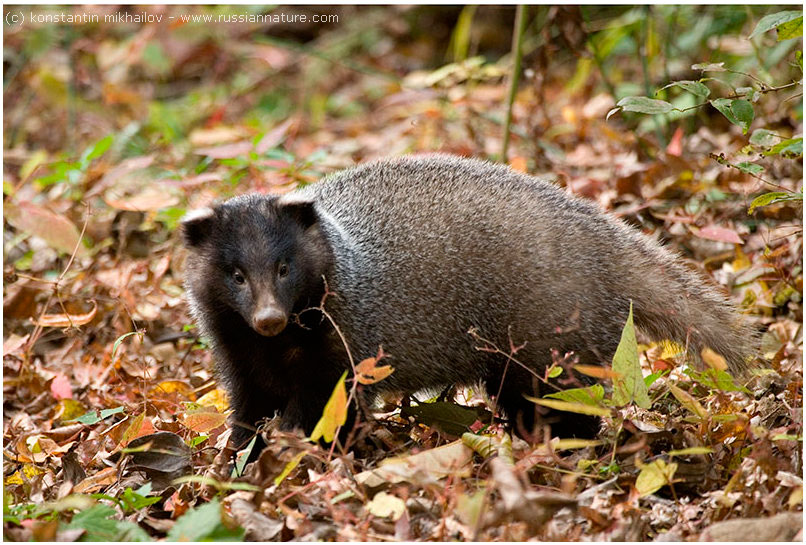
[181,194,331,337]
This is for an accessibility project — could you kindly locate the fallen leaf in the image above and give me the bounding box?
[104,186,180,211]
[636,458,677,497]
[181,411,228,434]
[196,388,230,412]
[50,374,73,400]
[72,467,118,494]
[693,225,743,244]
[355,440,473,487]
[366,492,406,520]
[34,301,97,328]
[5,201,85,255]
[701,347,728,371]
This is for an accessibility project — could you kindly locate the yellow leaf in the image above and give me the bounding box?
[149,380,195,401]
[669,384,709,420]
[5,464,46,485]
[667,447,713,457]
[196,388,230,412]
[366,492,405,520]
[309,371,348,443]
[524,396,611,417]
[636,459,677,497]
[789,486,803,508]
[355,440,473,487]
[121,412,145,447]
[701,347,728,371]
[552,438,604,450]
[54,399,87,423]
[273,451,307,486]
[659,340,687,360]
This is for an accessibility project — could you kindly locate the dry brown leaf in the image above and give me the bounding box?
[5,201,85,255]
[34,301,97,328]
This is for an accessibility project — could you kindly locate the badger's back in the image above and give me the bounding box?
[294,154,699,394]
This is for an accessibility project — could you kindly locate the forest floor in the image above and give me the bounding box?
[3,5,803,541]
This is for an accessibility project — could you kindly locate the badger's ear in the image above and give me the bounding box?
[181,208,215,247]
[278,196,318,229]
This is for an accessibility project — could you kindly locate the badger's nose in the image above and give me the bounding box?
[252,308,287,337]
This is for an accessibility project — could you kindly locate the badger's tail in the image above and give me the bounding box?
[627,236,757,375]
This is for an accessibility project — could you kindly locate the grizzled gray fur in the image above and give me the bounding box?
[182,154,755,452]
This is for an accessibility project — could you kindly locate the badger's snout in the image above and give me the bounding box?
[252,307,288,337]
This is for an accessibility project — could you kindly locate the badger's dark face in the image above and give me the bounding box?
[181,195,331,337]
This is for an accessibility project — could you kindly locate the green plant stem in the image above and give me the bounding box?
[640,6,666,148]
[582,7,618,100]
[502,5,528,162]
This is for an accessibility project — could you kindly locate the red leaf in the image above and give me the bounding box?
[50,374,73,400]
[666,127,684,156]
[695,225,744,244]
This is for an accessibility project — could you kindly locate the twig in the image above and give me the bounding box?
[709,153,796,193]
[24,202,91,365]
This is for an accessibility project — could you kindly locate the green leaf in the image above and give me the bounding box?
[112,331,142,361]
[736,87,761,103]
[611,303,650,408]
[617,96,674,114]
[119,485,160,513]
[65,504,151,541]
[232,436,256,478]
[684,368,751,394]
[450,5,477,61]
[661,80,710,98]
[691,62,725,72]
[524,396,611,417]
[749,11,802,39]
[167,498,244,541]
[764,137,803,158]
[730,99,755,134]
[71,406,125,425]
[749,129,779,147]
[735,162,764,176]
[748,191,803,213]
[778,16,803,41]
[711,98,739,126]
[547,365,563,378]
[80,135,114,168]
[544,384,605,406]
[401,402,490,437]
[711,98,755,133]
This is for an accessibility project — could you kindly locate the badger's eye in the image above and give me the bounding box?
[233,270,246,285]
[278,262,289,278]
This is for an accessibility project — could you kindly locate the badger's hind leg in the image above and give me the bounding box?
[485,362,601,441]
